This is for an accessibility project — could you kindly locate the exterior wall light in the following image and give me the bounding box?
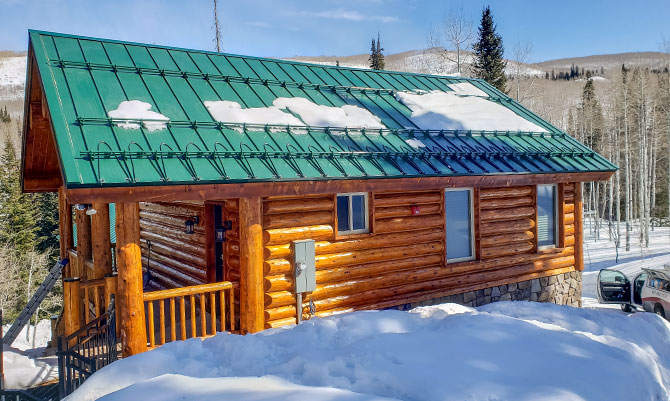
[185,216,199,234]
[75,204,97,215]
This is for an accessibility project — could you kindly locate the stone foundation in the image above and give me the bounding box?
[394,271,582,310]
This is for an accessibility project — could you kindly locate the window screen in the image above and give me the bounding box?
[445,189,473,262]
[537,185,557,248]
[336,193,369,235]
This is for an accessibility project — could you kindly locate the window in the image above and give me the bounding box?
[537,184,558,249]
[336,193,369,235]
[445,189,474,262]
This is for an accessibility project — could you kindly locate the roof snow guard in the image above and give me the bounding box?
[23,30,616,191]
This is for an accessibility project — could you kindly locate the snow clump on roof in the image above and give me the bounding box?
[107,100,169,131]
[447,82,489,97]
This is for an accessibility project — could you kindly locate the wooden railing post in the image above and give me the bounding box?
[63,277,81,338]
[75,208,92,279]
[239,197,264,334]
[115,202,147,357]
[91,203,113,279]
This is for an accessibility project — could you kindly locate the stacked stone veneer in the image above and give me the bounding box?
[393,271,582,310]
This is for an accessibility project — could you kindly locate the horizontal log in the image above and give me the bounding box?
[139,202,203,218]
[479,186,532,199]
[375,203,441,219]
[480,206,535,222]
[564,192,575,202]
[480,219,535,236]
[565,235,575,246]
[564,224,575,236]
[264,229,443,259]
[139,210,205,234]
[564,213,575,225]
[140,239,206,267]
[479,196,533,210]
[375,214,443,234]
[563,203,575,214]
[563,183,575,192]
[140,220,206,244]
[141,230,204,257]
[264,241,444,275]
[264,211,333,230]
[373,192,441,207]
[264,225,334,246]
[141,249,207,281]
[480,231,534,247]
[223,199,238,212]
[226,240,240,256]
[263,197,333,214]
[265,254,445,293]
[481,241,534,259]
[443,247,575,276]
[142,257,204,287]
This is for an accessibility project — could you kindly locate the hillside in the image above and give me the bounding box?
[0,51,27,117]
[535,51,669,72]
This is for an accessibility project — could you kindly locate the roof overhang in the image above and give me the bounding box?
[64,170,614,204]
[21,44,63,192]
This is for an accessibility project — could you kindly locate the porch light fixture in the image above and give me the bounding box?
[185,216,199,234]
[75,204,97,215]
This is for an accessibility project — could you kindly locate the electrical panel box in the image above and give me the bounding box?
[292,239,316,293]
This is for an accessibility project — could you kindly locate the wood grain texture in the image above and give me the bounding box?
[239,197,264,333]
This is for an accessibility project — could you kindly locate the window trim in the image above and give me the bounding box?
[537,184,559,250]
[336,192,370,235]
[445,188,476,263]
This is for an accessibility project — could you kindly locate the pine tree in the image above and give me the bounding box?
[375,33,385,70]
[0,134,38,256]
[369,38,378,69]
[34,192,59,254]
[471,6,507,92]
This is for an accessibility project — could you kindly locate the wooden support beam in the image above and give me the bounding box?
[91,203,112,279]
[75,208,92,279]
[574,182,584,272]
[239,197,264,334]
[63,278,81,339]
[58,187,73,273]
[115,202,147,357]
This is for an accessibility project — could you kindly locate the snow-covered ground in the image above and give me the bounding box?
[2,319,58,388]
[0,55,26,102]
[67,301,670,401]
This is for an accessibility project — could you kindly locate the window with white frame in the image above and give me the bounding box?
[445,188,475,262]
[537,184,558,248]
[336,193,369,235]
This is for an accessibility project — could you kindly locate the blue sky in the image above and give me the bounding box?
[1,0,668,62]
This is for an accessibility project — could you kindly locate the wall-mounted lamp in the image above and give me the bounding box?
[185,216,200,234]
[75,204,97,215]
[215,220,233,242]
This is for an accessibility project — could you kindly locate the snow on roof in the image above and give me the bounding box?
[447,82,489,97]
[405,138,427,149]
[273,97,384,129]
[204,98,385,130]
[396,91,548,132]
[107,100,169,131]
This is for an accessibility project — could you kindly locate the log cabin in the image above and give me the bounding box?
[21,30,616,357]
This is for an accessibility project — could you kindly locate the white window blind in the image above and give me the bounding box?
[537,185,557,248]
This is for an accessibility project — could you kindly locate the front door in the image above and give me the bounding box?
[213,205,225,282]
[597,269,631,304]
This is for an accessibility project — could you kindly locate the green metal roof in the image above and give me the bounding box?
[26,30,616,189]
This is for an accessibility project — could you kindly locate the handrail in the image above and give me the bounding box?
[143,281,235,349]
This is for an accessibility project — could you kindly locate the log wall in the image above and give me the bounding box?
[262,184,578,329]
[139,201,208,290]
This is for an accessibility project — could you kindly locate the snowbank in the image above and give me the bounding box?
[396,90,547,132]
[107,100,169,131]
[68,302,670,401]
[2,319,58,389]
[204,98,384,129]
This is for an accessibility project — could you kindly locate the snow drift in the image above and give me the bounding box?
[68,301,670,401]
[107,100,169,131]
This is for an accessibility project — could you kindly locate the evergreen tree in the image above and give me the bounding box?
[34,192,59,254]
[368,33,385,70]
[0,134,38,256]
[375,33,385,70]
[471,6,507,92]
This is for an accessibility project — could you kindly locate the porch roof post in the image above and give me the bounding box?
[115,202,147,356]
[239,197,264,333]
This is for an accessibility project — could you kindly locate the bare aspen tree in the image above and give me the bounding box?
[511,40,535,102]
[427,5,474,75]
[622,67,632,251]
[213,0,222,52]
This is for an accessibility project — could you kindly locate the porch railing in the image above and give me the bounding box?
[143,282,235,348]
